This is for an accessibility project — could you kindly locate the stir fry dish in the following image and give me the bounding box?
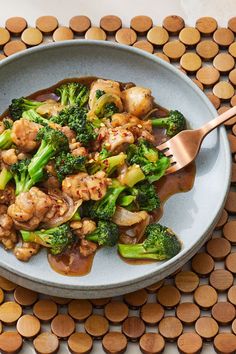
[0,78,193,276]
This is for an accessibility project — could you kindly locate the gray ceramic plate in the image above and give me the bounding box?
[0,41,231,298]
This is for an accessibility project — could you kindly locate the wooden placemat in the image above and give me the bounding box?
[0,14,235,354]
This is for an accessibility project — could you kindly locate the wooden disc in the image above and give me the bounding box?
[225,252,236,273]
[115,28,136,45]
[175,271,199,293]
[177,332,203,354]
[14,286,38,307]
[0,54,6,61]
[102,332,127,354]
[104,301,128,324]
[191,252,215,276]
[228,17,236,33]
[139,333,165,354]
[163,40,186,60]
[85,314,109,339]
[33,299,58,321]
[179,27,200,46]
[218,107,236,127]
[196,66,220,86]
[130,16,153,35]
[196,40,219,60]
[0,289,4,305]
[213,81,235,100]
[210,269,234,291]
[212,302,236,325]
[5,17,27,35]
[0,301,22,324]
[3,40,26,56]
[122,317,145,341]
[100,15,122,34]
[176,302,200,324]
[68,332,93,354]
[153,52,170,62]
[21,28,43,46]
[17,314,40,338]
[206,237,231,260]
[195,317,219,340]
[51,314,75,339]
[206,92,221,109]
[232,96,236,107]
[50,296,70,305]
[163,15,185,34]
[0,28,10,47]
[36,16,58,34]
[90,298,110,308]
[0,332,23,353]
[232,319,236,335]
[158,316,183,341]
[228,134,236,154]
[180,53,202,73]
[69,16,91,35]
[192,79,204,90]
[0,276,16,292]
[156,285,181,308]
[53,27,74,41]
[231,163,236,183]
[194,285,218,309]
[215,209,228,229]
[147,27,169,46]
[68,299,92,322]
[229,69,236,86]
[213,28,234,46]
[229,42,236,58]
[133,40,154,53]
[214,333,236,354]
[225,190,236,212]
[213,53,235,73]
[228,285,236,305]
[145,280,164,293]
[33,332,59,354]
[140,303,164,325]
[196,17,217,35]
[223,221,236,244]
[124,289,148,309]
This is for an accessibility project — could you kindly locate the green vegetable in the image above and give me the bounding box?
[0,129,12,149]
[22,109,50,126]
[54,151,86,182]
[55,82,89,107]
[151,110,186,137]
[86,220,119,246]
[9,97,43,121]
[88,152,126,176]
[0,167,13,190]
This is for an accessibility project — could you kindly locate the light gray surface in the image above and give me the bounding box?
[0,41,231,298]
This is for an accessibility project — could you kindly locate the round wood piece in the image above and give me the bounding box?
[194,285,218,309]
[33,332,59,354]
[0,276,16,292]
[0,54,6,61]
[17,314,40,338]
[69,16,91,35]
[158,316,183,341]
[140,303,164,325]
[163,40,186,60]
[206,237,231,260]
[163,15,185,34]
[122,317,145,341]
[147,27,169,46]
[232,319,236,335]
[3,40,26,56]
[231,163,236,183]
[196,40,219,60]
[176,302,200,324]
[145,280,164,293]
[0,28,10,47]
[225,190,236,212]
[212,302,236,325]
[179,27,200,46]
[206,93,221,109]
[14,286,38,307]
[133,40,154,53]
[228,134,236,153]
[0,301,22,324]
[100,15,122,34]
[50,296,70,305]
[228,285,236,305]
[21,28,43,46]
[229,69,236,86]
[156,285,181,308]
[0,332,23,354]
[33,299,58,321]
[139,333,165,354]
[153,52,170,62]
[218,107,236,127]
[196,17,217,35]
[195,317,218,340]
[213,53,235,73]
[175,271,199,293]
[130,16,153,35]
[180,53,202,73]
[85,314,109,339]
[51,314,75,339]
[115,28,136,45]
[213,28,234,46]
[102,332,127,354]
[90,298,110,308]
[214,333,236,354]
[213,81,235,100]
[0,289,4,305]
[68,332,93,354]
[53,27,74,41]
[177,332,203,354]
[68,299,92,321]
[36,16,58,34]
[191,252,215,276]
[228,17,236,33]
[225,252,236,273]
[124,289,148,309]
[232,96,236,107]
[196,66,220,86]
[192,79,204,90]
[215,209,228,229]
[5,17,27,35]
[223,221,236,244]
[104,301,128,324]
[229,42,236,58]
[210,269,233,291]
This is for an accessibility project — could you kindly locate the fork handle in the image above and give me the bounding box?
[200,105,236,136]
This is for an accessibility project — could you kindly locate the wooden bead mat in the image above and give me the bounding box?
[0,14,235,354]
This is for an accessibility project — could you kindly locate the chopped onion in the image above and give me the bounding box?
[112,206,148,226]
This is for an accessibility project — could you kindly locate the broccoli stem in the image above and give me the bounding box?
[0,130,12,149]
[0,168,13,190]
[28,141,54,180]
[151,117,169,128]
[118,195,136,207]
[20,230,42,244]
[22,110,50,126]
[118,243,166,260]
[71,210,81,221]
[14,175,34,196]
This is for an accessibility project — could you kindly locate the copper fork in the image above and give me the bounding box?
[157,106,236,175]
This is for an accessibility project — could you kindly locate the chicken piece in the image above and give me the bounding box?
[41,176,60,190]
[0,214,17,249]
[0,186,15,205]
[42,194,70,223]
[8,187,52,230]
[121,86,153,117]
[103,127,134,153]
[36,99,64,117]
[60,126,76,143]
[11,119,41,152]
[70,219,96,239]
[0,122,5,135]
[89,79,123,110]
[69,142,88,157]
[14,242,40,261]
[1,149,18,165]
[79,239,98,257]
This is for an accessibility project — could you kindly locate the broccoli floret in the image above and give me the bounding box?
[86,220,119,246]
[95,90,105,99]
[118,223,181,260]
[55,82,89,107]
[20,224,73,255]
[9,97,43,121]
[3,118,13,130]
[22,109,50,126]
[54,152,86,182]
[0,167,13,190]
[127,139,170,183]
[151,110,186,137]
[103,102,119,118]
[0,129,12,149]
[28,126,69,183]
[88,152,126,176]
[93,93,119,118]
